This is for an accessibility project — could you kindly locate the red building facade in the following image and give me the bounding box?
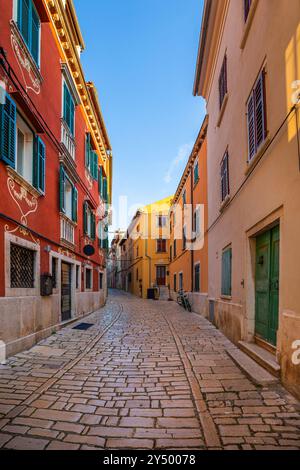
[0,0,112,356]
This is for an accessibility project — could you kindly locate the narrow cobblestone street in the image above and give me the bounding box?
[0,290,299,451]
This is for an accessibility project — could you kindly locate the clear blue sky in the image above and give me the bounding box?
[74,0,206,231]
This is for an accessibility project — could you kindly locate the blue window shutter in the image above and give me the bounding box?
[72,186,78,223]
[33,136,45,192]
[0,94,16,168]
[18,0,30,47]
[59,165,65,213]
[31,3,40,65]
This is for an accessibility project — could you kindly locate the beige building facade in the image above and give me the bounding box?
[194,0,300,397]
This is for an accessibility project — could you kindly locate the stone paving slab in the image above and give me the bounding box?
[0,291,299,450]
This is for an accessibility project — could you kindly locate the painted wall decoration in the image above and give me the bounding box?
[10,21,41,95]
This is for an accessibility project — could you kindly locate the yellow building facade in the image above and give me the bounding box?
[119,196,173,299]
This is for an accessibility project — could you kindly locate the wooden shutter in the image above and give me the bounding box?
[98,165,103,196]
[0,94,16,167]
[18,0,30,46]
[85,133,90,169]
[254,72,266,149]
[91,213,96,240]
[93,151,98,180]
[219,55,227,109]
[59,165,65,212]
[103,177,108,203]
[221,151,229,201]
[247,94,256,161]
[221,248,232,296]
[31,3,40,65]
[33,136,45,192]
[72,186,78,223]
[83,201,88,235]
[69,96,75,135]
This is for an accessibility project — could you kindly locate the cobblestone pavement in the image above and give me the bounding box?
[0,290,300,450]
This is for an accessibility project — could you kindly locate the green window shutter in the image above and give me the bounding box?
[103,177,108,203]
[33,136,45,193]
[31,3,40,65]
[83,201,88,235]
[0,94,16,168]
[59,165,65,213]
[222,248,232,296]
[85,133,90,169]
[98,165,103,195]
[94,152,98,180]
[72,186,78,223]
[69,96,75,135]
[63,84,75,135]
[91,213,96,240]
[18,0,30,47]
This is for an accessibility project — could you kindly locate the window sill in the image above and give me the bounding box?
[219,194,231,213]
[217,93,228,128]
[220,295,232,301]
[10,20,43,83]
[244,137,270,176]
[7,166,42,199]
[240,0,259,50]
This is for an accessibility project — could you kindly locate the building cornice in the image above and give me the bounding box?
[193,0,229,99]
[44,0,111,165]
[173,115,208,205]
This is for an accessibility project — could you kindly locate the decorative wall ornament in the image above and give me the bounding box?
[10,21,42,95]
[7,174,38,226]
[4,224,40,245]
[58,247,76,260]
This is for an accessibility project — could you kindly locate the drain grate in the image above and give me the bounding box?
[73,323,94,331]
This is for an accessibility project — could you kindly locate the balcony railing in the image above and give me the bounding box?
[60,216,75,245]
[61,119,76,160]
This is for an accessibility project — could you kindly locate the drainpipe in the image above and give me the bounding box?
[145,239,152,292]
[191,162,194,293]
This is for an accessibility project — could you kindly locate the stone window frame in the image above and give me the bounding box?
[5,232,40,298]
[84,266,93,292]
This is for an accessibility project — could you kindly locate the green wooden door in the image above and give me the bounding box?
[255,226,280,346]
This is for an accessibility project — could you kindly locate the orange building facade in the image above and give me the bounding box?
[169,117,208,315]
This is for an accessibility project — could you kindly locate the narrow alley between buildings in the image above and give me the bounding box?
[0,290,299,451]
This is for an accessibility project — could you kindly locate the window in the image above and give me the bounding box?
[63,82,75,136]
[179,272,183,291]
[194,161,199,185]
[60,166,78,222]
[174,273,177,292]
[83,202,96,240]
[156,239,167,253]
[247,70,267,161]
[218,55,228,109]
[0,95,45,192]
[182,226,187,251]
[221,246,232,297]
[157,215,167,228]
[86,133,98,180]
[221,151,230,202]
[17,0,40,66]
[85,268,92,290]
[10,243,35,288]
[52,257,58,289]
[182,190,186,206]
[194,264,200,293]
[244,0,252,21]
[174,239,177,258]
[76,265,80,289]
[99,272,103,290]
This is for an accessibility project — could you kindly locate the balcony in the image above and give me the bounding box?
[61,119,76,161]
[60,216,75,246]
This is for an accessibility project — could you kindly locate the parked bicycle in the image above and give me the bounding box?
[177,290,192,312]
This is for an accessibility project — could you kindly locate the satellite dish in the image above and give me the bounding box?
[83,245,95,257]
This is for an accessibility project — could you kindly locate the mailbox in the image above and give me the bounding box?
[40,273,53,297]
